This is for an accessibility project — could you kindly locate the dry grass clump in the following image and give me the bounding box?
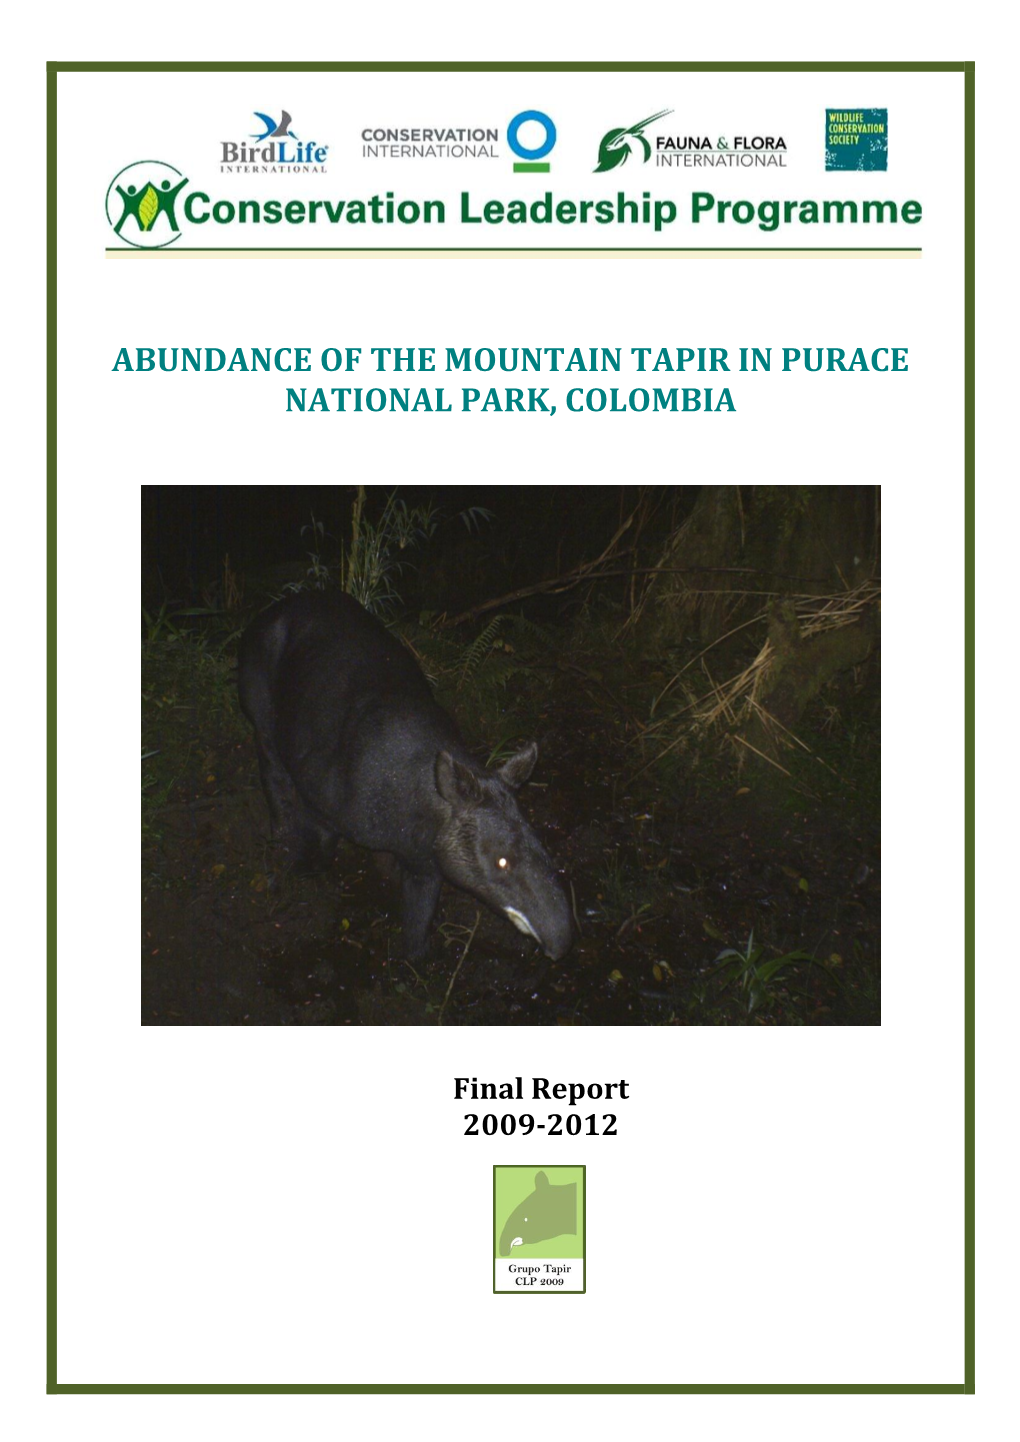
[641,581,880,775]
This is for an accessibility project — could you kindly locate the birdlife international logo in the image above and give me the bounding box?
[220,107,329,173]
[594,109,673,172]
[250,108,298,142]
[105,160,188,249]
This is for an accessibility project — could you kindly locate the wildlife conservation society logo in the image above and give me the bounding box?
[493,1165,585,1293]
[825,108,888,170]
[105,160,187,249]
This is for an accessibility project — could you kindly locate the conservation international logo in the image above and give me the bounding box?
[507,110,557,173]
[493,1165,585,1293]
[105,160,188,249]
[360,122,499,160]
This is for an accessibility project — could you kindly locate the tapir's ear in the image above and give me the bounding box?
[436,751,483,807]
[534,1171,549,1190]
[498,741,538,790]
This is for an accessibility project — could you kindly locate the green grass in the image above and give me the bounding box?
[141,608,248,849]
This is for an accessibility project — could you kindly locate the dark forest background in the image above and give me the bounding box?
[142,485,880,1027]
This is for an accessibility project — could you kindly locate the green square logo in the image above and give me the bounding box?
[493,1165,586,1294]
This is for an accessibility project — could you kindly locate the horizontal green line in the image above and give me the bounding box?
[50,61,972,73]
[105,247,923,254]
[49,1383,969,1395]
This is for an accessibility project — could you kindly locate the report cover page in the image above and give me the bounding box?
[44,56,972,1404]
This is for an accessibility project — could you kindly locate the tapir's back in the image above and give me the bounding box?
[242,592,426,695]
[238,592,464,830]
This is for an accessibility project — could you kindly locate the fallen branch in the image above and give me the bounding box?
[731,733,792,776]
[437,910,482,1026]
[437,501,641,628]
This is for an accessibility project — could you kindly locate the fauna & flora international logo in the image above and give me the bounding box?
[594,109,673,172]
[105,161,188,249]
[493,1165,585,1294]
[594,111,788,170]
[826,108,888,170]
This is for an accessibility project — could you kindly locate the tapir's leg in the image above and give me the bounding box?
[289,797,339,873]
[239,643,299,840]
[399,867,443,960]
[251,733,300,840]
[244,675,337,869]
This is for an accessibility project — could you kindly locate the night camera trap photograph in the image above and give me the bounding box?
[141,485,881,1027]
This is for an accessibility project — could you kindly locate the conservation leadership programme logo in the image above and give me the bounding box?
[493,1165,586,1293]
[104,160,187,249]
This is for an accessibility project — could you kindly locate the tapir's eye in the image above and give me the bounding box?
[497,856,509,871]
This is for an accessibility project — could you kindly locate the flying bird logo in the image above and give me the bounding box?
[594,109,672,172]
[250,110,299,142]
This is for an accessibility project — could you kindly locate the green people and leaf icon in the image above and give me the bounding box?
[594,108,672,172]
[105,161,188,248]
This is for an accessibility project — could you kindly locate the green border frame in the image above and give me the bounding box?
[492,1165,587,1294]
[45,59,975,1395]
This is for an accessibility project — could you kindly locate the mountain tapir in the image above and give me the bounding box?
[499,1171,577,1256]
[238,593,573,963]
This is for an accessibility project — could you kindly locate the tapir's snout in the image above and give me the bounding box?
[543,909,573,962]
[502,871,573,961]
[535,875,574,962]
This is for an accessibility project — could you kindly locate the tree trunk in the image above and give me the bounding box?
[759,599,878,730]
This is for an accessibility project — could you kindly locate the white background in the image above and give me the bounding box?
[56,63,962,1386]
[5,4,1013,1439]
